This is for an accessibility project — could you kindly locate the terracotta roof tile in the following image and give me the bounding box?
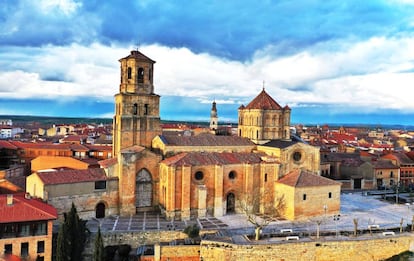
[85,144,113,151]
[0,194,57,223]
[277,169,341,187]
[0,140,17,150]
[99,158,118,168]
[161,152,264,166]
[36,168,107,185]
[244,89,283,110]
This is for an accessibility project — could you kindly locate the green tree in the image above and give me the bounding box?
[56,221,69,261]
[93,227,104,261]
[56,203,89,261]
[184,224,200,239]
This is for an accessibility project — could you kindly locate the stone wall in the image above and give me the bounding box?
[100,230,188,248]
[200,235,414,261]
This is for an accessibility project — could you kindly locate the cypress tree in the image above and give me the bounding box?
[56,222,69,261]
[56,203,89,261]
[93,227,104,261]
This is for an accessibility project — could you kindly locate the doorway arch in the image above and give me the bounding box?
[136,169,152,208]
[96,202,106,218]
[226,192,235,214]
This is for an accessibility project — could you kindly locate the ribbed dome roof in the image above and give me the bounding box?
[244,89,282,110]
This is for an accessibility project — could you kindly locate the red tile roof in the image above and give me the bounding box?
[61,135,88,142]
[85,144,113,151]
[161,152,264,166]
[99,158,118,168]
[0,140,17,150]
[277,169,341,187]
[244,89,283,110]
[0,194,57,223]
[36,168,107,185]
[9,141,71,150]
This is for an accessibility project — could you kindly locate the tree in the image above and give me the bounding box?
[238,187,286,240]
[94,227,105,261]
[353,218,359,237]
[183,224,200,239]
[56,220,69,261]
[56,203,89,261]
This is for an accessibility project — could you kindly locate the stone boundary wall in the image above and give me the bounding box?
[200,234,414,261]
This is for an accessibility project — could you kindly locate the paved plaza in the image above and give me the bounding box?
[87,192,414,235]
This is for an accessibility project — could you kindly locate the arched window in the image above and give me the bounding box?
[127,67,132,79]
[138,68,144,83]
[228,171,236,180]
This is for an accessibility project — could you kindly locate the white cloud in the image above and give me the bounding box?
[39,0,81,16]
[1,36,414,113]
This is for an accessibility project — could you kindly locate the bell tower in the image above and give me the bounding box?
[209,100,218,131]
[113,50,162,155]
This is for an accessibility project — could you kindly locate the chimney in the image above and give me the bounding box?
[6,194,13,205]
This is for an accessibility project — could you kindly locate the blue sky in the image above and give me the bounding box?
[1,0,414,126]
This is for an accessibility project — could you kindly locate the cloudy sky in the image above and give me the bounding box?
[1,0,414,126]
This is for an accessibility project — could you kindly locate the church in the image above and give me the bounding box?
[104,49,340,221]
[27,50,340,221]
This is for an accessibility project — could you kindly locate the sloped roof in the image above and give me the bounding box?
[99,158,118,168]
[159,134,254,147]
[120,50,155,63]
[36,168,107,185]
[0,140,17,150]
[0,194,57,223]
[261,139,299,149]
[244,89,283,110]
[161,152,264,166]
[372,160,399,169]
[277,169,341,187]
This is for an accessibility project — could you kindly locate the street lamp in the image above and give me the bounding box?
[333,214,341,238]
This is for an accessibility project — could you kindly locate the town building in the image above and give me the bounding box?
[0,194,57,261]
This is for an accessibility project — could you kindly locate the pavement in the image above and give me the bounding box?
[87,192,414,236]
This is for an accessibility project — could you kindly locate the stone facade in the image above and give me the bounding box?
[159,153,280,220]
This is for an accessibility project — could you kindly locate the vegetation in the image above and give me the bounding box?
[93,227,104,261]
[184,224,200,239]
[238,188,286,240]
[56,203,89,261]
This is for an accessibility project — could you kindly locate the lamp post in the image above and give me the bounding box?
[333,214,341,238]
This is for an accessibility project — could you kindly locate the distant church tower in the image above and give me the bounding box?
[113,50,162,155]
[238,88,291,144]
[210,100,218,131]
